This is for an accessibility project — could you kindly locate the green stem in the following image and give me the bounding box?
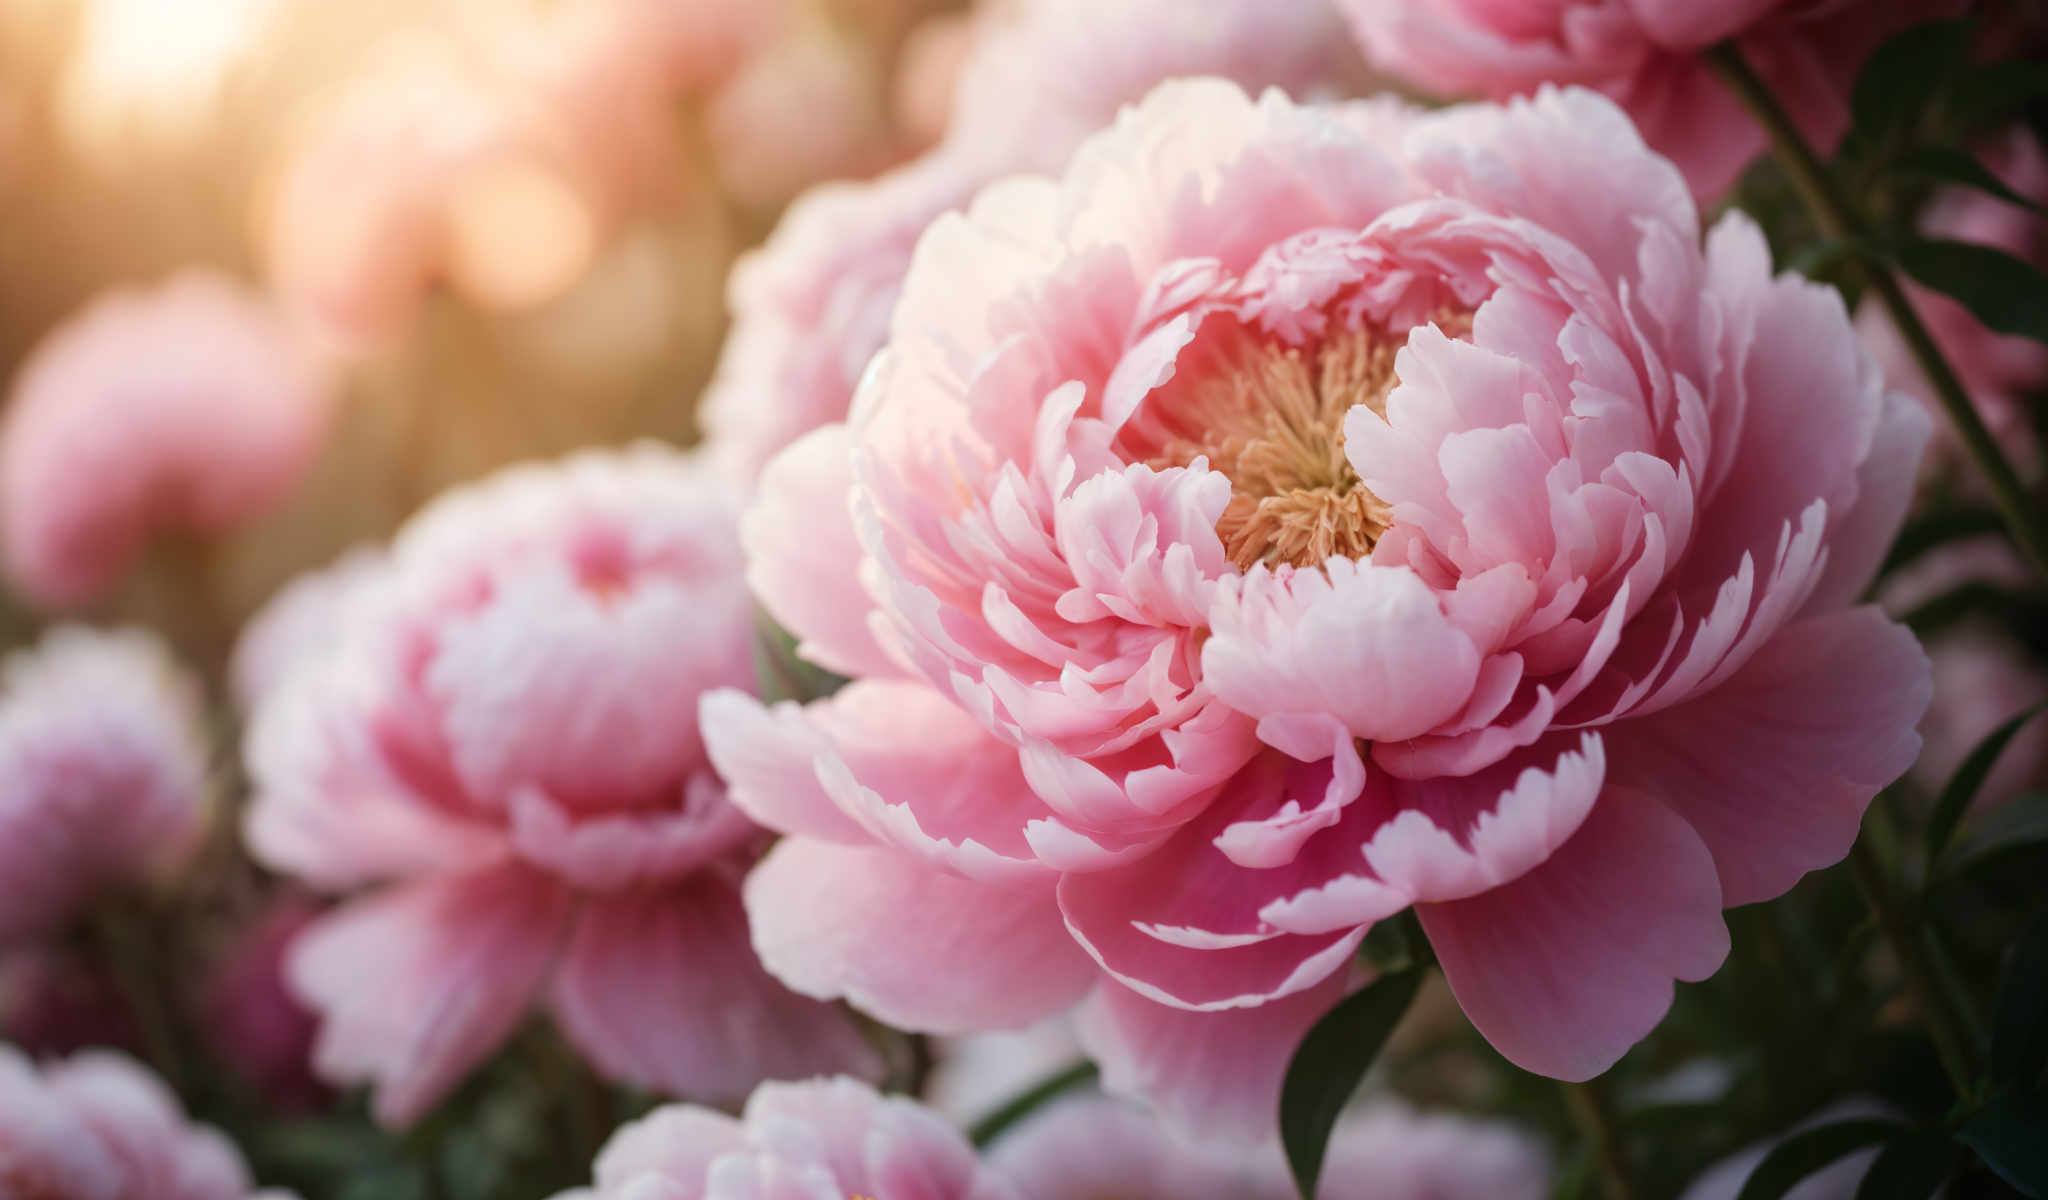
[1703,40,2048,583]
[968,1060,1100,1148]
[88,902,187,1093]
[1562,1079,1638,1200]
[1846,836,1982,1095]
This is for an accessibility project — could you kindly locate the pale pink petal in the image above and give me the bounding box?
[743,839,1094,1035]
[290,864,571,1127]
[1076,971,1349,1144]
[1420,791,1728,1080]
[550,878,882,1102]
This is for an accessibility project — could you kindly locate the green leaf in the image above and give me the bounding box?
[1892,239,2048,348]
[1925,704,2048,874]
[1891,147,2044,214]
[1990,907,2048,1090]
[1944,791,2048,880]
[1880,506,2006,576]
[1851,19,1972,142]
[1735,1119,1904,1200]
[1950,60,2048,129]
[1280,967,1425,1199]
[1958,1091,2048,1197]
[1854,1131,1956,1200]
[752,615,847,704]
[968,1060,1100,1148]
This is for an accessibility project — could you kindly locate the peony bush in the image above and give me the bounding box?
[0,3,2043,1199]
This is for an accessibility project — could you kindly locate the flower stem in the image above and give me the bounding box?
[1562,1078,1638,1200]
[1703,40,2048,583]
[1846,835,1982,1095]
[968,1060,1100,1148]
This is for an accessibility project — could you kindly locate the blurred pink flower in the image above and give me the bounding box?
[703,81,1931,1128]
[1858,128,2048,472]
[0,626,209,944]
[1338,0,1959,200]
[243,445,879,1128]
[229,546,386,711]
[1,271,333,610]
[550,1076,1018,1200]
[1880,537,2047,802]
[195,895,329,1112]
[0,1046,276,1199]
[990,1093,1551,1199]
[701,0,1370,484]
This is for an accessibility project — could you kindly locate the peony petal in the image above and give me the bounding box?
[290,863,571,1126]
[551,879,883,1103]
[1419,790,1727,1080]
[743,839,1095,1035]
[744,424,903,679]
[1610,608,1929,906]
[1076,971,1351,1144]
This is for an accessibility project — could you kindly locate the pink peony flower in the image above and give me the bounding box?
[229,547,386,711]
[0,1046,280,1199]
[0,626,210,944]
[1338,0,1959,201]
[195,895,330,1112]
[990,1093,1551,1199]
[700,0,1370,484]
[1858,128,2048,472]
[549,1076,1018,1200]
[1,271,334,610]
[703,80,1931,1130]
[243,445,880,1127]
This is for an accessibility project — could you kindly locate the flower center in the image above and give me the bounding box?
[1124,314,1467,571]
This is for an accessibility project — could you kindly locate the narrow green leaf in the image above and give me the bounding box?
[1735,1119,1904,1200]
[1891,147,2044,214]
[1892,239,2048,348]
[1280,967,1424,1199]
[1851,20,1972,142]
[968,1060,1100,1148]
[1990,907,2048,1089]
[1854,1131,1957,1200]
[1950,60,2048,129]
[1958,1092,2048,1197]
[1880,506,2006,576]
[1925,704,2048,874]
[1944,791,2048,880]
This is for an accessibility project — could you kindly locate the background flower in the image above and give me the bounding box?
[243,445,879,1126]
[0,270,334,611]
[0,625,209,944]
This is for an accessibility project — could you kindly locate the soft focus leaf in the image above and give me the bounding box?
[1851,20,1971,142]
[1280,967,1424,1199]
[1958,1092,2048,1196]
[752,615,848,704]
[1990,907,2048,1090]
[1735,1119,1904,1200]
[1880,507,2006,576]
[1925,705,2047,874]
[1891,148,2044,214]
[1854,1131,1956,1200]
[1950,60,2048,129]
[1892,240,2048,347]
[1943,793,2048,880]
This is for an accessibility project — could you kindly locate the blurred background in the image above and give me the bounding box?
[0,0,968,663]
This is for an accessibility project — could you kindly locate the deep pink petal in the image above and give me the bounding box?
[1610,608,1929,906]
